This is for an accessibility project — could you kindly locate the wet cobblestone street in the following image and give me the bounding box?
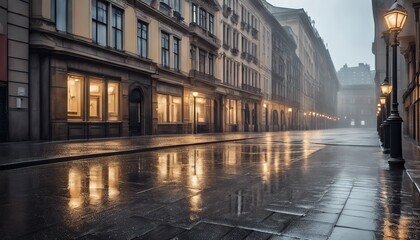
[0,129,419,239]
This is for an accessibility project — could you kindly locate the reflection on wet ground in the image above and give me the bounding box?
[0,131,419,239]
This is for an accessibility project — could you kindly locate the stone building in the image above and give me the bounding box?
[337,64,377,128]
[372,0,419,146]
[0,0,338,141]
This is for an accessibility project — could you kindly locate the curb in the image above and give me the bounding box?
[0,136,261,170]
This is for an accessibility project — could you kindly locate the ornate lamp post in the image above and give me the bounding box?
[192,92,198,134]
[383,1,408,168]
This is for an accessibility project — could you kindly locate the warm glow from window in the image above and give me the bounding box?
[89,165,103,205]
[89,79,103,120]
[108,82,119,121]
[227,99,237,124]
[68,168,82,209]
[158,94,181,123]
[67,75,83,119]
[108,163,120,199]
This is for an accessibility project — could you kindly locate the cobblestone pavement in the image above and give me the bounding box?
[0,129,419,239]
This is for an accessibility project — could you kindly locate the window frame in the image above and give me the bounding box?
[92,0,108,46]
[173,37,180,71]
[137,20,148,58]
[112,7,123,50]
[161,32,170,68]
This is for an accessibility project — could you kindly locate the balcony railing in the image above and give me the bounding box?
[251,28,258,39]
[159,2,171,16]
[231,12,239,25]
[231,48,239,56]
[189,22,221,48]
[222,4,232,18]
[189,70,218,84]
[242,83,261,94]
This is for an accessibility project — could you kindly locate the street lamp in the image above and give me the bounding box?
[381,31,392,154]
[384,1,407,168]
[192,92,198,134]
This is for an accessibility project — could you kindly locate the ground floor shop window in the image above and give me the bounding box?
[67,74,120,121]
[157,94,181,123]
[192,97,211,123]
[227,99,237,124]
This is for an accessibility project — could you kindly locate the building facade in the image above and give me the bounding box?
[263,1,339,130]
[372,0,419,146]
[1,0,338,142]
[337,64,377,128]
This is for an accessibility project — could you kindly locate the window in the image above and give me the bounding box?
[233,30,238,49]
[67,74,120,121]
[199,49,206,73]
[199,8,207,29]
[208,54,214,76]
[107,82,119,121]
[208,14,214,34]
[157,94,181,123]
[137,21,148,58]
[52,0,67,32]
[112,7,123,50]
[92,0,107,46]
[89,78,103,120]
[192,4,198,23]
[173,0,181,12]
[161,32,170,67]
[67,75,83,119]
[173,37,180,71]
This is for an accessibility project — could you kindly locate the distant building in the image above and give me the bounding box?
[337,63,377,128]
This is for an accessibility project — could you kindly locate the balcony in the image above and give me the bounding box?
[189,22,221,49]
[173,10,184,22]
[159,2,171,16]
[246,53,253,62]
[231,48,239,56]
[231,12,239,25]
[222,4,232,18]
[240,21,246,30]
[189,70,218,84]
[251,28,258,39]
[241,52,247,59]
[223,43,230,50]
[252,56,259,65]
[242,84,261,94]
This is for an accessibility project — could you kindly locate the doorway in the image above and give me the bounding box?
[244,103,250,132]
[129,88,144,136]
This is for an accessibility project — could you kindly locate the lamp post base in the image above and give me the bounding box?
[382,147,390,154]
[388,157,405,169]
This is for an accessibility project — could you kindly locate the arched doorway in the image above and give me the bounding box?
[129,88,144,136]
[244,103,250,132]
[273,110,279,131]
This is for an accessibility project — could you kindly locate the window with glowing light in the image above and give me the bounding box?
[89,79,103,120]
[107,82,119,120]
[67,74,120,121]
[158,94,181,123]
[67,75,83,119]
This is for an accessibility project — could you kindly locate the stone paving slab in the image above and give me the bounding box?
[0,128,420,239]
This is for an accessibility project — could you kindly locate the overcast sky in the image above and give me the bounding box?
[266,0,375,71]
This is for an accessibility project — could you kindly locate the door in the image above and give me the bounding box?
[244,103,250,132]
[129,88,144,136]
